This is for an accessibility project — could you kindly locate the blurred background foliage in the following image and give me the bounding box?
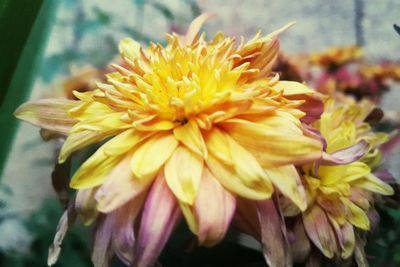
[1,0,400,266]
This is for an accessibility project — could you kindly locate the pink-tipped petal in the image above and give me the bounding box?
[321,140,369,165]
[298,96,324,124]
[133,172,181,267]
[257,199,292,267]
[373,169,396,184]
[195,168,236,246]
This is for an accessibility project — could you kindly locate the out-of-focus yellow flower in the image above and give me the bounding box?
[300,99,393,259]
[310,46,363,67]
[360,63,400,81]
[15,14,323,267]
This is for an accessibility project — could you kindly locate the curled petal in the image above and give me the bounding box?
[303,206,338,258]
[48,207,77,266]
[15,99,79,134]
[328,217,355,259]
[195,168,236,246]
[131,133,178,181]
[133,172,181,267]
[320,140,369,165]
[257,199,292,267]
[184,13,215,45]
[165,146,203,205]
[372,169,396,184]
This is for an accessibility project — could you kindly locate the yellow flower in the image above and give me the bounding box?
[299,100,393,259]
[16,14,323,267]
[309,46,363,67]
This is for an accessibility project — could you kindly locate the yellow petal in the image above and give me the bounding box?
[70,146,124,189]
[102,129,155,156]
[206,154,272,200]
[204,127,231,166]
[272,81,314,96]
[173,120,207,158]
[131,133,178,181]
[352,173,394,195]
[265,165,307,211]
[119,38,141,62]
[164,146,203,205]
[341,198,370,230]
[179,202,198,234]
[75,188,98,225]
[221,119,322,166]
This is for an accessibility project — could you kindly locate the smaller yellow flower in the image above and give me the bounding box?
[300,100,393,259]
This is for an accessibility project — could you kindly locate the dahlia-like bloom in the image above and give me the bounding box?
[292,99,393,260]
[15,15,324,267]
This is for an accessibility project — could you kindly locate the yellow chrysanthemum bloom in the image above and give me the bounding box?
[299,99,393,259]
[15,15,323,267]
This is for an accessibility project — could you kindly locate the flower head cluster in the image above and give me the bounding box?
[15,15,395,267]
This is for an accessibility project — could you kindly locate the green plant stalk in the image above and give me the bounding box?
[0,0,60,178]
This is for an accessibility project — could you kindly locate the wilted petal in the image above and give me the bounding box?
[257,199,292,267]
[75,188,98,225]
[265,165,307,211]
[165,146,203,205]
[372,169,396,184]
[303,206,337,258]
[328,218,355,259]
[48,207,77,266]
[290,219,311,264]
[233,198,261,239]
[195,168,236,246]
[131,133,178,181]
[321,140,369,165]
[15,99,79,134]
[173,120,207,158]
[133,172,181,267]
[96,154,152,213]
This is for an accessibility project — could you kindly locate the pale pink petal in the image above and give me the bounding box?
[95,154,152,213]
[133,171,181,267]
[184,13,215,45]
[373,169,396,184]
[290,219,311,264]
[15,99,79,134]
[320,140,369,165]
[195,168,236,246]
[91,215,115,267]
[257,199,292,267]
